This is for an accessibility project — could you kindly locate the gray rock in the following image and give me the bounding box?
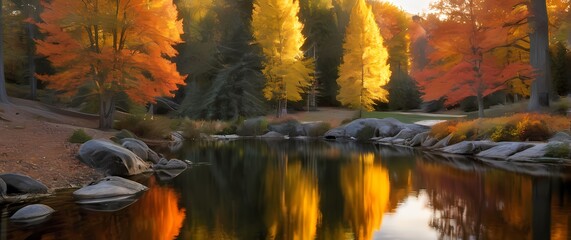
[120,138,161,164]
[0,178,6,196]
[260,131,286,139]
[477,142,534,159]
[408,132,429,147]
[393,128,421,140]
[421,136,439,147]
[440,141,496,155]
[154,159,188,181]
[431,134,453,148]
[323,118,429,140]
[10,204,54,222]
[268,120,301,137]
[73,176,148,203]
[508,143,548,161]
[78,139,151,176]
[153,159,188,170]
[549,132,571,143]
[0,173,48,194]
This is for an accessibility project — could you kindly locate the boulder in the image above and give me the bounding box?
[153,159,188,170]
[421,136,439,147]
[73,176,148,203]
[154,159,188,181]
[0,178,6,196]
[0,173,48,194]
[507,143,548,161]
[10,204,54,223]
[78,139,151,176]
[440,141,496,155]
[431,134,453,148]
[260,131,286,139]
[323,118,429,140]
[120,138,161,163]
[393,128,422,140]
[477,142,534,159]
[408,132,429,147]
[549,132,571,143]
[268,120,301,137]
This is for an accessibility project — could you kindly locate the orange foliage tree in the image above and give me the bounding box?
[414,0,532,117]
[36,0,185,129]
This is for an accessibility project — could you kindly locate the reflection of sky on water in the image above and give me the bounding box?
[377,191,438,240]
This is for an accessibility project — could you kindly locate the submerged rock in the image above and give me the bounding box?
[153,159,188,181]
[0,173,48,194]
[260,131,286,139]
[10,204,54,223]
[73,176,148,204]
[78,139,151,176]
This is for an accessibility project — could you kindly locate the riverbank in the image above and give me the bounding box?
[0,99,112,189]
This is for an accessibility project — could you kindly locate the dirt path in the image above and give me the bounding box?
[0,98,112,189]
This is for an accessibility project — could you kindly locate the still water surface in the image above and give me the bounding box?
[2,140,571,239]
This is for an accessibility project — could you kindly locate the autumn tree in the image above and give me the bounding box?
[337,0,390,113]
[36,0,185,129]
[415,0,532,118]
[0,0,10,104]
[370,1,422,110]
[252,0,315,117]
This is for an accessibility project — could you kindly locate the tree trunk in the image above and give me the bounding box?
[99,92,115,129]
[477,92,484,118]
[528,0,551,111]
[0,0,10,104]
[27,19,37,100]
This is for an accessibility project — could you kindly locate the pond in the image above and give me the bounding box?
[2,140,571,239]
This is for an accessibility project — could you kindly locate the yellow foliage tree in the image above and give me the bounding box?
[252,0,315,117]
[337,0,390,112]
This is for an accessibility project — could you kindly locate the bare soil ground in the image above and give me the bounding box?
[0,98,112,189]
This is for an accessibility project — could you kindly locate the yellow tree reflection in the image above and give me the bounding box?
[340,153,390,240]
[128,178,186,240]
[264,161,321,240]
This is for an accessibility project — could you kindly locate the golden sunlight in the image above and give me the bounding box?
[378,0,435,14]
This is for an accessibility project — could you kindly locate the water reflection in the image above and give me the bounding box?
[340,153,390,240]
[2,140,571,240]
[264,162,320,240]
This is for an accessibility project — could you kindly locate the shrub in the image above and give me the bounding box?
[551,100,570,116]
[236,117,268,136]
[114,115,172,140]
[429,113,570,142]
[68,129,92,143]
[180,119,229,140]
[306,122,331,137]
[545,142,571,158]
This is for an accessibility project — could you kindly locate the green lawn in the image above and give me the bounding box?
[362,111,465,124]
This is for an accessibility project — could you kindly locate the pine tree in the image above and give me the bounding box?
[252,0,315,117]
[337,0,390,113]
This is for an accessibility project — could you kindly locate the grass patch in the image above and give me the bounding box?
[180,118,229,140]
[68,129,92,143]
[430,113,570,143]
[362,111,464,124]
[236,117,268,136]
[114,115,173,140]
